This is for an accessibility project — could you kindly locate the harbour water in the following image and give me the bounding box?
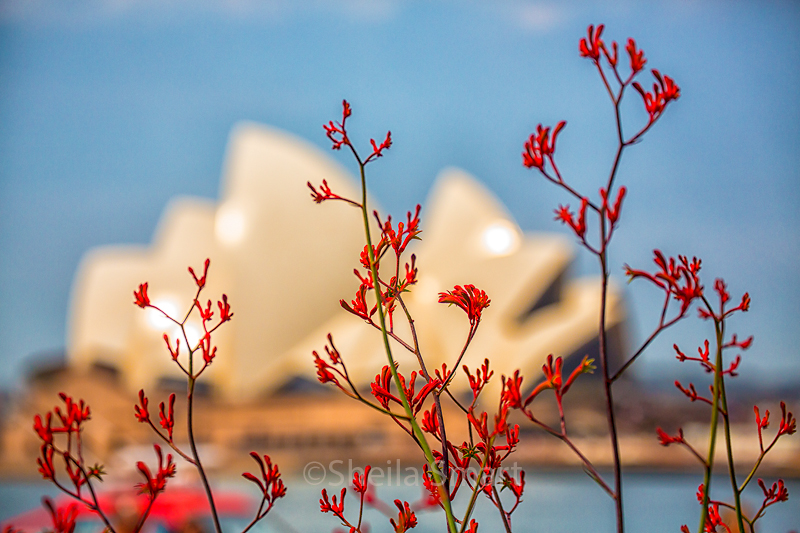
[1,472,798,532]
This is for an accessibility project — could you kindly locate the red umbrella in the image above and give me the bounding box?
[3,486,255,531]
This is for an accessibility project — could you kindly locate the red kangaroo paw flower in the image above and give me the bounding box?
[323,100,351,151]
[319,487,347,521]
[42,497,78,533]
[369,131,392,160]
[134,389,150,423]
[758,478,789,506]
[243,452,286,504]
[778,401,796,436]
[217,294,233,322]
[626,38,646,73]
[188,258,210,288]
[135,444,176,498]
[523,121,566,170]
[389,499,418,532]
[554,197,588,239]
[579,24,605,61]
[158,393,176,441]
[438,284,491,326]
[134,282,150,308]
[352,465,371,494]
[656,427,685,446]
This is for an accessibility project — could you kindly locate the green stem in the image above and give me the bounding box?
[739,458,763,495]
[718,339,745,533]
[357,163,457,533]
[458,435,496,533]
[739,437,778,493]
[697,314,723,533]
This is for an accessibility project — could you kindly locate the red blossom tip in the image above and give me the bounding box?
[188,258,210,288]
[42,497,78,533]
[389,499,418,532]
[324,100,351,151]
[243,452,286,505]
[626,250,703,316]
[656,427,684,446]
[779,401,796,436]
[523,121,566,171]
[579,24,605,61]
[634,69,680,122]
[438,284,490,325]
[369,131,392,160]
[134,389,150,423]
[218,294,233,322]
[554,197,588,238]
[626,38,646,73]
[134,282,150,308]
[352,465,371,494]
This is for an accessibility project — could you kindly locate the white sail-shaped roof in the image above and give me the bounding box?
[67,124,625,403]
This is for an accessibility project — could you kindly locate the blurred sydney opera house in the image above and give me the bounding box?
[1,124,794,477]
[66,123,625,402]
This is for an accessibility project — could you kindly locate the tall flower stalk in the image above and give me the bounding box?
[14,23,796,533]
[519,24,795,533]
[131,262,285,533]
[311,101,518,533]
[660,280,794,533]
[520,24,686,533]
[25,263,284,533]
[318,101,457,532]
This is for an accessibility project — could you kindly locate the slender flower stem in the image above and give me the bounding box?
[681,441,710,468]
[330,347,411,419]
[490,476,513,533]
[718,342,745,533]
[356,160,457,533]
[176,308,224,533]
[398,296,452,491]
[55,460,117,533]
[611,313,682,382]
[356,480,367,531]
[606,134,625,193]
[369,322,415,353]
[698,310,723,533]
[738,434,780,493]
[562,433,615,498]
[132,497,157,533]
[458,435,496,533]
[520,411,613,497]
[593,62,615,103]
[143,419,196,464]
[541,169,599,209]
[439,326,478,391]
[598,86,633,533]
[599,220,624,533]
[241,495,268,533]
[186,369,222,533]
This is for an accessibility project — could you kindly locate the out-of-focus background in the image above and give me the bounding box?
[0,0,798,530]
[1,0,798,390]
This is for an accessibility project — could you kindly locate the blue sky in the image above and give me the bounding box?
[0,0,798,390]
